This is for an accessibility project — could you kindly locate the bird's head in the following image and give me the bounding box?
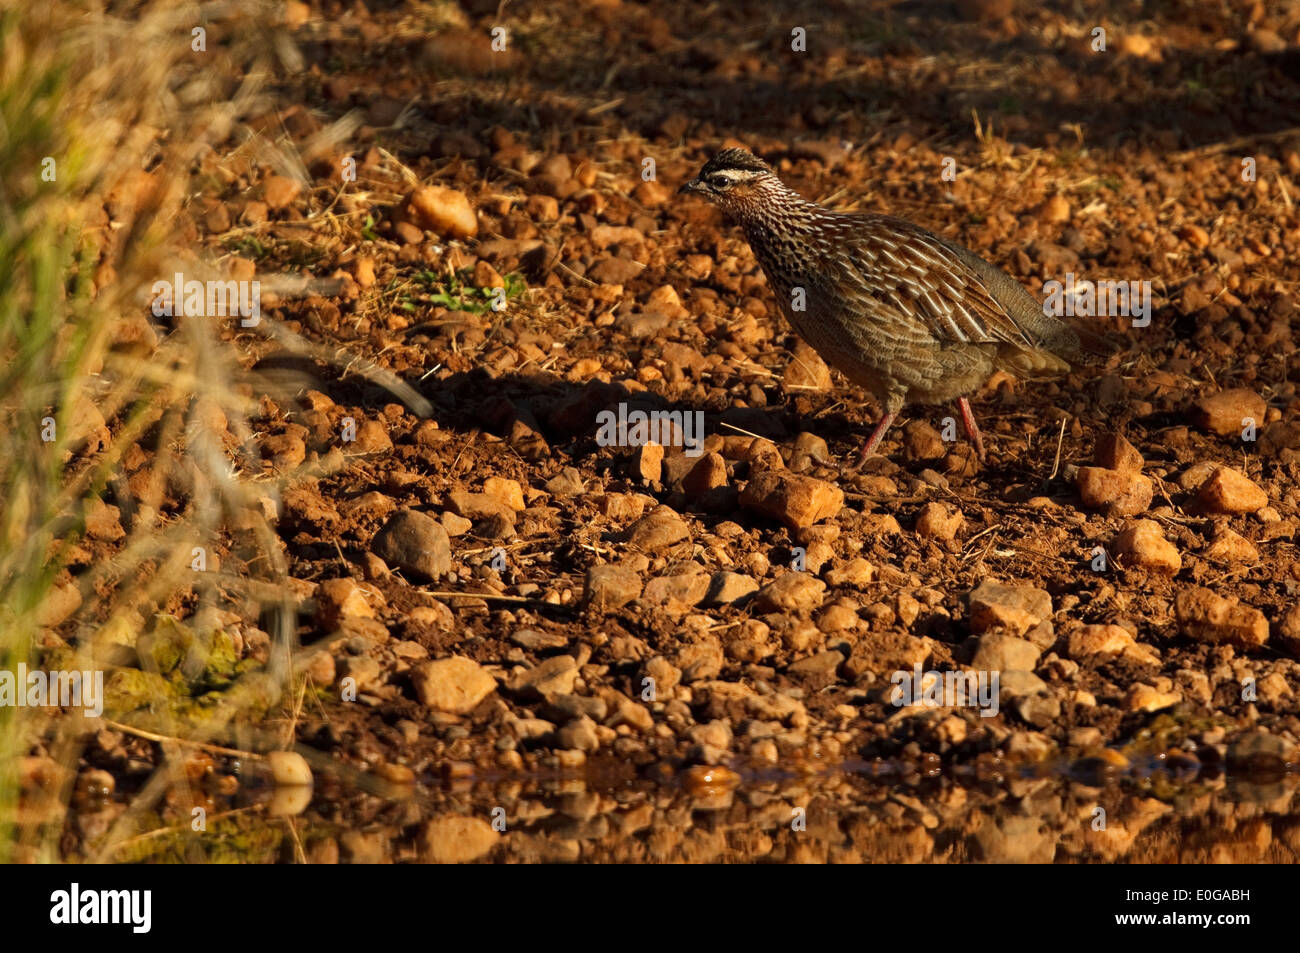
[678,148,781,221]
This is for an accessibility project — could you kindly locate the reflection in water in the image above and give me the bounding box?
[97,762,1300,864]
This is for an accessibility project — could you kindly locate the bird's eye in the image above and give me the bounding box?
[706,174,731,189]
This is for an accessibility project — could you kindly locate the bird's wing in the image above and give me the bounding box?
[831,214,1041,350]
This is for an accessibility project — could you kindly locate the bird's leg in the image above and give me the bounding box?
[850,412,896,470]
[956,397,987,462]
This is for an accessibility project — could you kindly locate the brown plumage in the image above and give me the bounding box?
[679,147,1113,464]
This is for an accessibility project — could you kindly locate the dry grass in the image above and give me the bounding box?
[0,0,305,862]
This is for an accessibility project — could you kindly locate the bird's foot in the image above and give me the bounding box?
[956,397,987,464]
[846,412,897,472]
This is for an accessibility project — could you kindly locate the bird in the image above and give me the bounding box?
[678,147,1113,467]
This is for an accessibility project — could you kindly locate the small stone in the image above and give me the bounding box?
[1175,587,1268,649]
[1076,466,1152,516]
[914,502,963,542]
[262,175,301,210]
[482,476,525,511]
[1276,604,1300,659]
[1119,34,1157,59]
[739,471,843,530]
[633,442,664,483]
[412,656,497,713]
[441,512,473,536]
[1017,692,1060,728]
[701,571,759,606]
[473,259,505,291]
[405,185,478,238]
[371,509,451,581]
[352,421,392,454]
[902,421,946,462]
[1176,461,1220,491]
[968,580,1053,637]
[824,558,876,588]
[1190,388,1266,436]
[971,633,1041,672]
[1115,519,1181,574]
[817,603,859,633]
[544,467,584,497]
[1192,466,1268,515]
[682,452,728,497]
[84,499,125,541]
[644,656,683,695]
[584,564,643,609]
[753,572,826,612]
[526,194,560,221]
[316,578,378,629]
[558,715,601,753]
[267,751,312,786]
[788,650,844,677]
[394,221,423,244]
[510,655,579,697]
[634,180,669,207]
[1066,624,1161,666]
[1093,432,1143,472]
[588,257,643,284]
[511,628,568,651]
[1124,684,1181,713]
[446,490,517,523]
[1203,527,1259,564]
[999,670,1048,700]
[1037,194,1070,224]
[352,257,376,287]
[642,572,710,606]
[623,505,689,551]
[262,434,306,468]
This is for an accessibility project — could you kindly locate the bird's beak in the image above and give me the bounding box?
[678,178,702,195]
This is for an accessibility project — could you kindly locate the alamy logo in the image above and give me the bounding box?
[50,883,151,933]
[594,403,706,457]
[151,272,261,326]
[889,664,1000,717]
[1042,272,1151,327]
[0,664,103,717]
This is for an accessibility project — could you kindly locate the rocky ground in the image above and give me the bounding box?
[28,0,1300,862]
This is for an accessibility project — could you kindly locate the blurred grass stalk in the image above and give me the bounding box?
[0,0,292,862]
